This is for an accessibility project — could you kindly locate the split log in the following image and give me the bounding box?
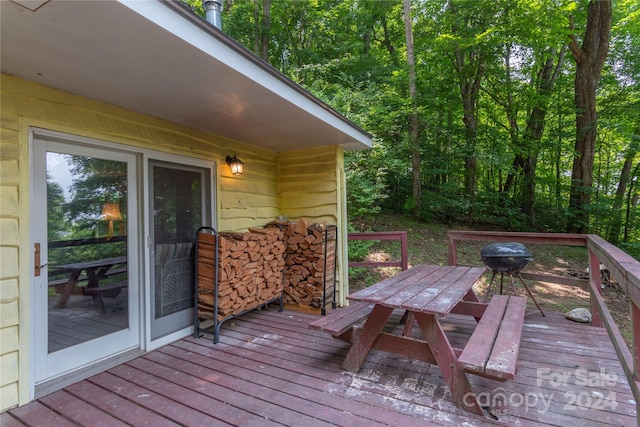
[282,221,336,308]
[196,227,285,321]
[196,220,336,321]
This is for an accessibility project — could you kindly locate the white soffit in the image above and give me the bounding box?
[0,0,371,152]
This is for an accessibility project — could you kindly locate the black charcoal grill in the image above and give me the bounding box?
[481,242,532,272]
[480,242,544,316]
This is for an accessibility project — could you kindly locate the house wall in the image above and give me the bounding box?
[278,147,349,306]
[0,73,347,411]
[278,147,341,222]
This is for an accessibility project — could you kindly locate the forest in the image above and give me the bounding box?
[183,1,639,256]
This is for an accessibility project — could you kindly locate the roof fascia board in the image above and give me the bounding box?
[117,0,372,149]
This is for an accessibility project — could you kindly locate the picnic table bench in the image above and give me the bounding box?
[308,301,374,339]
[309,264,527,416]
[459,294,526,381]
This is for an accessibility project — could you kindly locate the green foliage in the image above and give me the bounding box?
[346,223,375,262]
[418,187,472,223]
[344,147,389,220]
[47,178,69,241]
[65,156,127,228]
[46,154,128,268]
[178,0,204,17]
[220,0,639,244]
[618,241,640,260]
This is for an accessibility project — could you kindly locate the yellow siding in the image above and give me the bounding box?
[277,146,349,305]
[278,147,339,223]
[0,92,21,411]
[0,73,293,410]
[0,278,19,410]
[218,156,280,230]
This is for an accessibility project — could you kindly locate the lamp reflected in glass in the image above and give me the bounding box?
[226,155,244,176]
[102,202,122,236]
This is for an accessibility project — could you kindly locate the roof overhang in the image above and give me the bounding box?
[1,0,372,152]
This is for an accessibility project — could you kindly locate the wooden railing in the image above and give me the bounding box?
[447,230,640,419]
[348,231,408,271]
[49,235,127,248]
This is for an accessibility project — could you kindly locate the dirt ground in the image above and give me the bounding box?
[348,215,633,351]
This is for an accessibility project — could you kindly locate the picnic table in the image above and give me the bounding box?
[49,256,127,311]
[309,264,526,415]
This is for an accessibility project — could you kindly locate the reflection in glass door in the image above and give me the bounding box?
[32,135,139,385]
[150,160,211,340]
[46,153,129,352]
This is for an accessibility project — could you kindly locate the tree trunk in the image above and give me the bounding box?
[261,0,271,61]
[403,0,421,217]
[453,43,483,223]
[251,0,270,61]
[500,47,566,227]
[447,0,482,220]
[382,16,398,66]
[521,48,567,225]
[609,130,640,243]
[253,0,260,53]
[567,0,611,233]
[625,165,640,242]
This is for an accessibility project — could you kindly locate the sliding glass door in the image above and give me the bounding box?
[32,134,140,384]
[31,130,215,391]
[149,160,212,340]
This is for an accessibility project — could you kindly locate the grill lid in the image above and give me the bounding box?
[480,242,531,258]
[480,242,533,272]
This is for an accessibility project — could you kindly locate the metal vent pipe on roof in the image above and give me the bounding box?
[203,0,222,29]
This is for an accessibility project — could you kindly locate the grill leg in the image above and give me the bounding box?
[516,272,545,316]
[484,271,498,302]
[507,273,518,295]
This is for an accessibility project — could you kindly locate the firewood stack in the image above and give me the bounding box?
[281,219,336,310]
[196,227,286,321]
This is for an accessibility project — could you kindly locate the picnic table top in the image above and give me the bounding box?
[50,256,127,274]
[347,264,486,316]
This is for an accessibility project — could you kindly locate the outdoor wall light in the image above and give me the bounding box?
[226,155,244,175]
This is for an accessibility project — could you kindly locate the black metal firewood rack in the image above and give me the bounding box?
[322,224,338,315]
[193,226,284,344]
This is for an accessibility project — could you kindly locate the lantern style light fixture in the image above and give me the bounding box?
[102,202,122,236]
[226,155,244,175]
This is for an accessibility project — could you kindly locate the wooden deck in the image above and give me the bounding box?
[48,292,127,353]
[3,306,636,426]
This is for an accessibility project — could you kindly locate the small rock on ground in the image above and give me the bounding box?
[565,307,591,323]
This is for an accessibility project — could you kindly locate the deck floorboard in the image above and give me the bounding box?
[4,307,636,426]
